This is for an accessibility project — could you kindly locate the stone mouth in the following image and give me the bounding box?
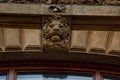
[46,31,64,40]
[50,35,61,42]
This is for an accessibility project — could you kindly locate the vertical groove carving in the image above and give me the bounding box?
[0,28,3,51]
[105,31,114,54]
[86,31,92,53]
[20,29,24,51]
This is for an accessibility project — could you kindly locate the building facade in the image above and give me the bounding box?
[0,0,120,80]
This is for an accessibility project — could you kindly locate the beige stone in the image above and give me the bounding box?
[0,27,119,56]
[110,32,120,53]
[3,28,21,51]
[0,28,3,51]
[0,3,119,16]
[23,29,41,50]
[70,30,88,50]
[89,31,109,53]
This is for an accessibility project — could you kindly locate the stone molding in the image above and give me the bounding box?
[0,4,119,16]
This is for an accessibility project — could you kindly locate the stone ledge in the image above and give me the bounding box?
[0,52,120,66]
[0,3,119,16]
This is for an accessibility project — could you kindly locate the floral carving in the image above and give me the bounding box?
[1,0,119,5]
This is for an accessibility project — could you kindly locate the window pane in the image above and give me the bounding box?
[68,75,92,80]
[103,75,120,80]
[0,74,7,80]
[17,74,43,80]
[16,73,93,80]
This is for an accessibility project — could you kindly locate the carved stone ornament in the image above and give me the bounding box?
[42,15,70,49]
[1,0,119,5]
[48,5,65,13]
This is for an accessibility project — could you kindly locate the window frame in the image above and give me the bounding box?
[0,62,119,80]
[0,71,9,80]
[15,70,95,80]
[101,73,120,80]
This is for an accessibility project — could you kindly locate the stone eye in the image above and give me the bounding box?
[49,25,53,28]
[60,25,64,28]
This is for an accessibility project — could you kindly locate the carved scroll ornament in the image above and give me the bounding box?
[42,15,70,49]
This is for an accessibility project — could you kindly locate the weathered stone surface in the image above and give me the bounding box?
[70,30,88,51]
[1,0,119,5]
[0,28,3,51]
[0,27,119,56]
[23,29,41,51]
[109,32,120,53]
[3,28,21,51]
[89,31,109,53]
[0,3,119,16]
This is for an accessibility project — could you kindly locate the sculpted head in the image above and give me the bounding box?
[43,15,70,48]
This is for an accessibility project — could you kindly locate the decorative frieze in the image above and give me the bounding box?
[0,27,119,56]
[0,0,119,5]
[0,14,119,56]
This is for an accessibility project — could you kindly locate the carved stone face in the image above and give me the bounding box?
[43,16,70,49]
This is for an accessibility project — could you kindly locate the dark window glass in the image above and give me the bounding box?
[16,72,93,80]
[103,75,120,80]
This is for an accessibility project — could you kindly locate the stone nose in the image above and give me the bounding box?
[53,29,59,31]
